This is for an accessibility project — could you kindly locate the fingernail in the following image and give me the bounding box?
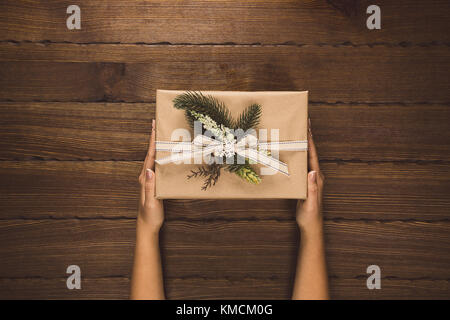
[146,168,153,179]
[152,119,155,131]
[309,171,316,182]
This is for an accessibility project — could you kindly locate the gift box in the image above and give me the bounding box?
[155,90,308,199]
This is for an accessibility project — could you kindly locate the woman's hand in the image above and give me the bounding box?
[138,119,164,233]
[296,120,325,232]
[292,119,329,300]
[131,119,165,300]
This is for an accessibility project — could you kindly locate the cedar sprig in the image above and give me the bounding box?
[174,91,234,129]
[187,164,222,190]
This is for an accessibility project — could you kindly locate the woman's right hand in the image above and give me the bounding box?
[292,120,329,300]
[296,121,325,232]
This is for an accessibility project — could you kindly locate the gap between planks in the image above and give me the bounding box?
[0,217,449,223]
[1,40,450,47]
[1,275,448,281]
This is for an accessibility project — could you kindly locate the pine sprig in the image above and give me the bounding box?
[234,103,262,131]
[173,92,234,129]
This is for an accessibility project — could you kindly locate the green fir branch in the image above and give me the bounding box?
[173,91,234,129]
[234,103,262,131]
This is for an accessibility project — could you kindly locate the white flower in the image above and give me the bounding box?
[190,110,233,142]
[190,110,237,158]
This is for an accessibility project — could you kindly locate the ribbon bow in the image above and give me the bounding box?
[155,134,307,176]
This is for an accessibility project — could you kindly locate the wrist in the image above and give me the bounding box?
[137,214,162,235]
[297,218,323,236]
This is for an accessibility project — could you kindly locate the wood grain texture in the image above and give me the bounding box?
[1,278,448,300]
[0,102,154,160]
[1,0,449,300]
[0,46,449,103]
[0,0,449,44]
[167,278,450,300]
[1,161,449,221]
[2,42,450,64]
[0,278,130,300]
[1,102,449,161]
[0,219,449,281]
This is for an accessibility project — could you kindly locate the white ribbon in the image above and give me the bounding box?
[155,134,307,176]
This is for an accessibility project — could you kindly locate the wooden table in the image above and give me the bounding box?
[0,0,449,299]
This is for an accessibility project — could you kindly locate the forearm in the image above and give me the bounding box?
[130,216,165,300]
[292,222,329,300]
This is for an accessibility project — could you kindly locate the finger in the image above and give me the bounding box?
[140,119,156,177]
[308,118,320,173]
[144,168,156,208]
[140,181,146,209]
[148,119,156,170]
[317,172,324,206]
[139,167,151,208]
[303,171,318,211]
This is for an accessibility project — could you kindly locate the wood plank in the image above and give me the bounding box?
[0,46,449,103]
[164,220,450,280]
[0,278,130,300]
[0,1,449,44]
[3,42,450,64]
[0,102,154,160]
[169,278,450,300]
[0,161,448,221]
[1,103,449,162]
[313,104,450,162]
[0,219,448,280]
[1,277,448,300]
[330,279,450,300]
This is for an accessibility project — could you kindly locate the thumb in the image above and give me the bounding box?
[144,169,155,207]
[304,171,318,210]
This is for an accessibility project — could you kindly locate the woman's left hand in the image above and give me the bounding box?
[138,119,164,232]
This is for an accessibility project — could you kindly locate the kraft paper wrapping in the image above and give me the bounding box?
[155,90,308,199]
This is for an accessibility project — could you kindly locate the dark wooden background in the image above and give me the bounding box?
[0,0,449,299]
